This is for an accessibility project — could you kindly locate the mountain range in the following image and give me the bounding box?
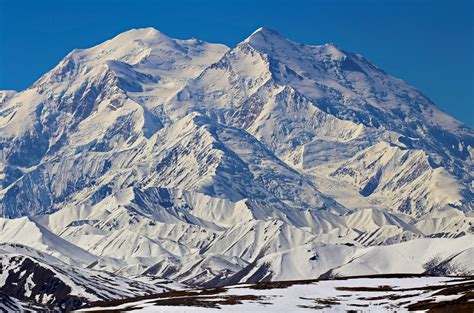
[0,27,473,311]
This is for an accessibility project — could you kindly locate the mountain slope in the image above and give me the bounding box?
[0,243,166,311]
[0,26,473,310]
[227,235,474,284]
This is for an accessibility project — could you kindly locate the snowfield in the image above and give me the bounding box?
[80,276,474,312]
[0,26,473,310]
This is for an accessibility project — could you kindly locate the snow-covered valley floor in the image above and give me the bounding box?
[80,275,474,312]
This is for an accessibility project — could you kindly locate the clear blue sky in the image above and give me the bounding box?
[0,0,472,126]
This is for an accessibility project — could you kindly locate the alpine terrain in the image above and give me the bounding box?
[0,27,473,311]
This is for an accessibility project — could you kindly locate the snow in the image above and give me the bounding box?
[0,244,169,306]
[332,235,474,277]
[312,141,467,216]
[0,217,97,266]
[0,26,473,310]
[82,276,473,312]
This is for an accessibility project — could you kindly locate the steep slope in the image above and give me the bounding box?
[415,208,474,237]
[224,241,356,284]
[0,217,96,266]
[1,26,472,219]
[227,235,474,284]
[242,28,473,160]
[0,244,165,311]
[1,110,341,219]
[329,235,474,277]
[202,219,317,262]
[166,27,472,216]
[320,141,469,216]
[0,29,227,218]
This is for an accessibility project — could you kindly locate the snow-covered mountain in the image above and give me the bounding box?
[0,243,168,311]
[0,27,473,310]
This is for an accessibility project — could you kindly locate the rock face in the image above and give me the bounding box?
[0,27,473,310]
[0,243,166,311]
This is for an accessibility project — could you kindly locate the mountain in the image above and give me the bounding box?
[0,243,167,311]
[0,27,473,310]
[226,235,474,284]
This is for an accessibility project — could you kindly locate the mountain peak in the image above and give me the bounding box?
[244,29,347,62]
[240,27,299,57]
[244,27,284,44]
[110,26,173,44]
[249,27,280,36]
[61,26,182,67]
[1,25,474,310]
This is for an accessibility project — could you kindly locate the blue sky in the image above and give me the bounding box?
[0,0,472,126]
